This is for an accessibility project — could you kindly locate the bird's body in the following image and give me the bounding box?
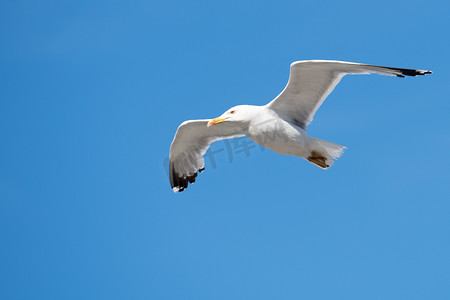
[169,60,431,193]
[244,105,311,157]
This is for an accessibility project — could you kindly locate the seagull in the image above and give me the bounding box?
[169,60,431,193]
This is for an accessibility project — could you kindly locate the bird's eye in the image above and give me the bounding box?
[230,110,235,114]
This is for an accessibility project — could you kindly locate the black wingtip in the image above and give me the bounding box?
[367,64,432,77]
[387,66,432,77]
[170,161,204,193]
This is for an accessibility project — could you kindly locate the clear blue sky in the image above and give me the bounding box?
[1,1,449,299]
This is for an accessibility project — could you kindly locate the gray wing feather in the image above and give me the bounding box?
[169,120,245,193]
[266,60,431,129]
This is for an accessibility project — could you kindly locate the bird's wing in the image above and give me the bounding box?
[169,120,245,193]
[266,60,431,129]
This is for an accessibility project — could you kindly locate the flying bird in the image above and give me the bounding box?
[169,60,431,193]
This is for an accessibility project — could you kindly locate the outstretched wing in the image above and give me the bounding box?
[169,120,245,193]
[266,60,431,129]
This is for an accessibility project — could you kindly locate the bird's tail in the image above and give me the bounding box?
[307,138,346,169]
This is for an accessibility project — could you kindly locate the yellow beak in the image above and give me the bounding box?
[207,117,228,127]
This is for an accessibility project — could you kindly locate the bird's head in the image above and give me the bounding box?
[207,105,254,127]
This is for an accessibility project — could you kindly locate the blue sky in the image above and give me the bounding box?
[1,0,449,299]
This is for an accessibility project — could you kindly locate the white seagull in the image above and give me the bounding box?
[169,60,431,193]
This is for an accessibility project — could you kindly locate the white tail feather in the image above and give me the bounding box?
[308,138,346,168]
